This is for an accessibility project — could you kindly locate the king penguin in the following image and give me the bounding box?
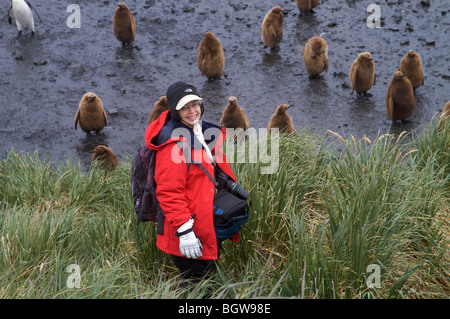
[113,2,136,46]
[261,6,284,51]
[197,32,225,81]
[438,101,450,131]
[296,0,320,14]
[74,92,108,134]
[267,104,296,134]
[398,50,424,91]
[92,145,119,172]
[8,0,42,37]
[148,96,169,124]
[220,96,250,131]
[349,52,376,97]
[302,36,329,78]
[385,71,415,123]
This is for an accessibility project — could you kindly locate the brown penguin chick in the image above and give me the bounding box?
[349,52,376,97]
[74,92,108,134]
[398,50,424,91]
[92,145,119,172]
[385,71,416,123]
[197,32,225,81]
[296,0,320,14]
[267,104,295,134]
[261,6,284,51]
[148,96,169,124]
[438,101,450,131]
[302,36,329,78]
[113,2,136,46]
[220,96,250,131]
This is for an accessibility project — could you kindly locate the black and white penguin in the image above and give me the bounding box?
[8,0,42,36]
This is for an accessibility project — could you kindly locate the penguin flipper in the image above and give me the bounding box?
[197,51,205,72]
[386,94,394,119]
[8,5,13,24]
[74,110,80,130]
[25,1,43,23]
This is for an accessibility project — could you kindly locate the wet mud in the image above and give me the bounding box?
[0,0,449,169]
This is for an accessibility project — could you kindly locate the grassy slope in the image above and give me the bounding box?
[0,121,448,299]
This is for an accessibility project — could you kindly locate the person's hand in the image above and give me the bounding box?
[177,218,203,259]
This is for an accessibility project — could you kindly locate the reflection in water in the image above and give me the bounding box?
[12,36,43,77]
[261,51,282,65]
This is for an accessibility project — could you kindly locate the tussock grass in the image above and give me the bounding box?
[0,120,448,299]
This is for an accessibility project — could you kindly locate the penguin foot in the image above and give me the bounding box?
[270,46,280,52]
[363,92,373,97]
[309,74,321,80]
[31,31,35,37]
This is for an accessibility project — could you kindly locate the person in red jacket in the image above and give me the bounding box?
[145,81,237,279]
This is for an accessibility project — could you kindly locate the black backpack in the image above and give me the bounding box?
[130,142,191,225]
[130,145,161,224]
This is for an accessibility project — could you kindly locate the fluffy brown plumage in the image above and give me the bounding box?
[197,32,225,81]
[385,71,415,123]
[438,101,450,131]
[92,145,119,172]
[296,0,320,13]
[267,104,295,134]
[148,96,169,124]
[220,96,250,131]
[74,92,107,134]
[349,52,376,96]
[113,2,136,46]
[261,6,284,50]
[398,49,424,91]
[302,36,329,78]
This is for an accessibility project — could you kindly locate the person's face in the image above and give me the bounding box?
[178,100,202,127]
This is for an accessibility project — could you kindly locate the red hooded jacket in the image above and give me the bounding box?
[145,110,236,260]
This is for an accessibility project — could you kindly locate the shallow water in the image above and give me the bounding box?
[0,0,449,168]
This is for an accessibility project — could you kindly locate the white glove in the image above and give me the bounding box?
[177,218,203,259]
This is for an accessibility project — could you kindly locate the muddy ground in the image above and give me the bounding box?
[0,0,449,169]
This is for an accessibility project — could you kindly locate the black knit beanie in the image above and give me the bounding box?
[166,82,204,121]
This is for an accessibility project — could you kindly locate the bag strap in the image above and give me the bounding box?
[175,140,216,186]
[195,162,217,186]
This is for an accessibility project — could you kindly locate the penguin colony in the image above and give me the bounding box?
[9,1,447,171]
